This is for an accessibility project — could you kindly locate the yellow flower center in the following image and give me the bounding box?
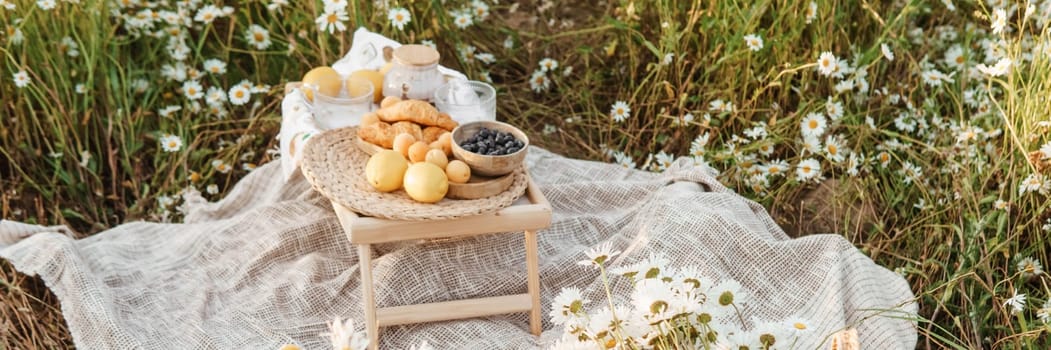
[395,14,403,21]
[802,166,811,173]
[828,145,838,155]
[956,56,965,64]
[168,141,177,148]
[880,153,889,162]
[188,87,197,95]
[821,58,830,67]
[327,13,338,24]
[203,13,213,21]
[769,166,780,174]
[254,32,264,42]
[808,120,818,129]
[211,67,220,73]
[794,322,807,330]
[616,108,624,114]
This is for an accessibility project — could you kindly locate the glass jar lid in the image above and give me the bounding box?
[392,44,440,67]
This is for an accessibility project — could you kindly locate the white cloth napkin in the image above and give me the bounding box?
[279,27,468,180]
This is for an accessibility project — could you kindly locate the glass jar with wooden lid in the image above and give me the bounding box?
[382,44,445,101]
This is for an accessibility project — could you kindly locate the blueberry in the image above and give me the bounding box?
[478,146,488,154]
[463,144,475,152]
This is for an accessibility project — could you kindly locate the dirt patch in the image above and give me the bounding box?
[770,179,882,239]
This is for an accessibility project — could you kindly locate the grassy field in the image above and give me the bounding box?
[2,0,1051,348]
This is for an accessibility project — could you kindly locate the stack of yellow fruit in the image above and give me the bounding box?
[300,66,385,103]
[364,132,471,203]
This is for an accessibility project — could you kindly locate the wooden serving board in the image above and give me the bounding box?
[354,136,514,200]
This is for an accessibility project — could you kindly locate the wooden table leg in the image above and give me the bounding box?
[524,230,542,336]
[358,244,379,350]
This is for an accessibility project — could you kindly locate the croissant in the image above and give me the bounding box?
[375,100,459,131]
[422,126,447,144]
[357,122,395,148]
[391,121,424,142]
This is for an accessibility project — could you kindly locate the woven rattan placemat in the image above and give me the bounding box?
[300,127,528,221]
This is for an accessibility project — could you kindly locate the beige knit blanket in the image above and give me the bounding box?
[0,148,916,349]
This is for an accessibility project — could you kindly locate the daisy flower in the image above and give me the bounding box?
[528,70,550,93]
[471,0,490,20]
[743,33,763,51]
[549,287,588,326]
[228,85,250,105]
[1,0,15,10]
[876,151,892,168]
[211,159,232,174]
[824,134,846,163]
[322,317,369,350]
[1018,173,1047,195]
[316,7,349,34]
[267,0,288,12]
[538,58,558,72]
[825,97,844,120]
[943,44,966,69]
[1017,256,1044,278]
[652,151,675,172]
[1004,292,1026,315]
[710,279,749,307]
[12,70,30,88]
[158,105,182,118]
[75,84,87,94]
[578,242,621,268]
[203,59,227,75]
[244,24,272,50]
[205,86,227,106]
[59,36,79,57]
[689,133,709,156]
[36,0,55,10]
[796,158,821,182]
[800,112,827,137]
[881,43,895,61]
[610,101,631,123]
[159,134,183,153]
[387,7,410,30]
[816,51,837,77]
[802,135,822,154]
[182,80,204,100]
[994,199,1008,211]
[976,58,1012,77]
[991,8,1007,34]
[503,36,514,49]
[632,279,680,322]
[613,151,636,169]
[194,5,224,24]
[322,0,347,11]
[846,152,863,176]
[452,11,473,29]
[900,161,922,185]
[764,159,789,177]
[476,53,495,65]
[805,1,818,23]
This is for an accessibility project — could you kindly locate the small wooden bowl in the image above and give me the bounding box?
[451,121,529,177]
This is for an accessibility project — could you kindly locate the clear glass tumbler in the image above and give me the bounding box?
[311,77,374,130]
[432,80,496,124]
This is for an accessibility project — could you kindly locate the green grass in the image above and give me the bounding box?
[3,0,1051,348]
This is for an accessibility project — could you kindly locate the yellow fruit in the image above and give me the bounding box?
[446,160,471,184]
[408,141,430,163]
[425,148,449,169]
[301,66,342,102]
[350,69,385,103]
[393,133,416,157]
[365,150,408,192]
[403,162,449,203]
[437,132,453,155]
